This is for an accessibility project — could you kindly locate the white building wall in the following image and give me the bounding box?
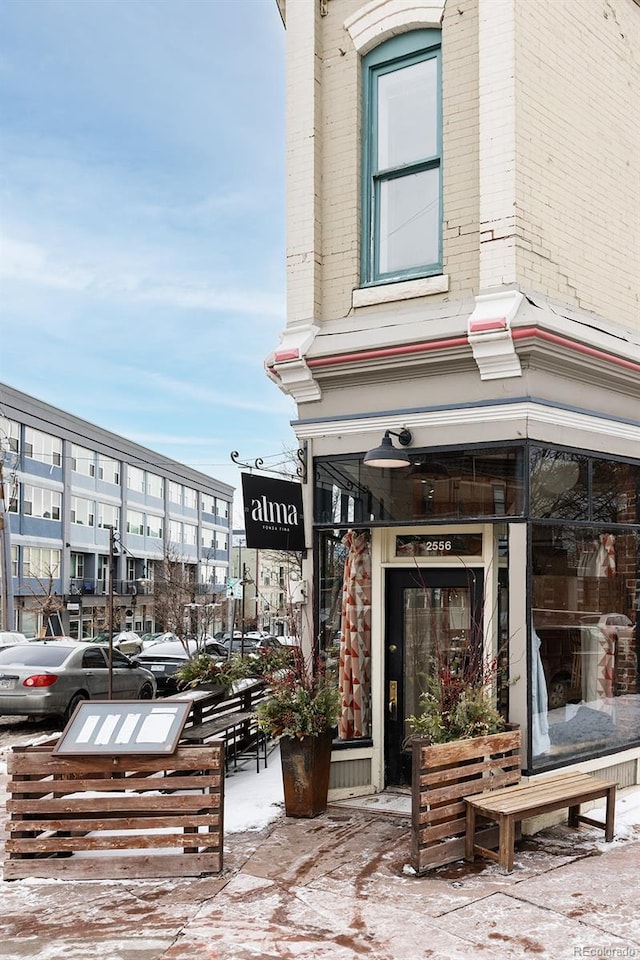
[285,0,323,328]
[478,0,517,289]
[514,0,639,330]
[274,0,640,795]
[442,0,482,295]
[299,0,483,328]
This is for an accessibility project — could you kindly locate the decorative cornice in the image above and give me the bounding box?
[303,321,639,378]
[467,290,523,380]
[265,321,322,403]
[512,327,640,373]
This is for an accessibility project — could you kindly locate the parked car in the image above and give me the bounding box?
[132,638,228,694]
[579,613,634,643]
[111,631,143,655]
[0,631,28,651]
[276,635,302,649]
[253,635,288,654]
[223,637,258,656]
[0,641,157,723]
[215,631,243,642]
[140,631,178,650]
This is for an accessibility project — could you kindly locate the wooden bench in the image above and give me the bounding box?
[180,711,267,773]
[465,771,617,873]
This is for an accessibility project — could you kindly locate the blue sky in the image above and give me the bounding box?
[0,0,293,519]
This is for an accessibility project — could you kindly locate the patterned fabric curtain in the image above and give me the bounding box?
[338,530,372,740]
[598,534,616,577]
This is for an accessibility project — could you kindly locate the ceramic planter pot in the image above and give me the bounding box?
[279,729,333,818]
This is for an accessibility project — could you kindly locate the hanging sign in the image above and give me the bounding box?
[241,473,305,551]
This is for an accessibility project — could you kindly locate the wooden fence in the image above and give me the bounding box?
[5,742,224,881]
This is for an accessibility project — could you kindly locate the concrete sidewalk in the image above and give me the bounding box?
[1,775,639,960]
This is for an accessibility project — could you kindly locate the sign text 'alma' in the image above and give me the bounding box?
[241,473,305,551]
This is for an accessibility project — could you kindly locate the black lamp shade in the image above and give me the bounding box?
[363,430,412,468]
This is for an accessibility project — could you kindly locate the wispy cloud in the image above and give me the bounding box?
[1,233,284,318]
[0,0,291,496]
[125,369,294,416]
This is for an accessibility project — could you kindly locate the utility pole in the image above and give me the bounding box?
[0,460,15,631]
[107,525,116,699]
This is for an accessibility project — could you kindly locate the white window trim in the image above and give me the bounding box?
[353,273,449,309]
[345,0,445,55]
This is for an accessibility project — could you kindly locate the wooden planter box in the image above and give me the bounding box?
[411,726,521,873]
[4,743,224,881]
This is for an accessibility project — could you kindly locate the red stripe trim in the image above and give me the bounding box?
[306,336,468,368]
[512,327,640,372]
[469,318,507,332]
[274,348,300,362]
[301,328,639,373]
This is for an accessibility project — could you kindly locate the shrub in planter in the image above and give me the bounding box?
[256,652,340,817]
[404,628,520,872]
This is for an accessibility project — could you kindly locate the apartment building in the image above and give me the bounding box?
[232,531,304,637]
[0,383,233,639]
[267,0,640,797]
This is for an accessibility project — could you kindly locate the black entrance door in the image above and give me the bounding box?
[384,567,484,786]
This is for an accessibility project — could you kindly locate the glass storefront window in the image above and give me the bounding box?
[531,523,639,769]
[530,447,639,524]
[318,530,348,663]
[530,449,587,519]
[592,458,638,524]
[315,447,524,525]
[395,533,482,557]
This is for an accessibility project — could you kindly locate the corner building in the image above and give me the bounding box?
[267,0,640,796]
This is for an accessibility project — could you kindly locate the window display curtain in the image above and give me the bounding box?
[338,530,372,739]
[531,627,550,756]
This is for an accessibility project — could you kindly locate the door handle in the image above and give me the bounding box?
[388,680,398,720]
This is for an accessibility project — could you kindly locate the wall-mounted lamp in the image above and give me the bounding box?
[363,428,413,468]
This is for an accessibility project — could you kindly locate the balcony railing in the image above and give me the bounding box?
[68,578,153,597]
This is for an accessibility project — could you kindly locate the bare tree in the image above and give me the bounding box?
[25,568,65,637]
[151,544,197,653]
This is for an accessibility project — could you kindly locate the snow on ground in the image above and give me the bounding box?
[224,741,284,832]
[0,739,285,835]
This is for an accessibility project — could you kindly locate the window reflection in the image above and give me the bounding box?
[315,448,524,524]
[592,459,638,524]
[531,524,639,768]
[530,449,586,519]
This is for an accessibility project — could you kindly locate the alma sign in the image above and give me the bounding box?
[242,473,305,551]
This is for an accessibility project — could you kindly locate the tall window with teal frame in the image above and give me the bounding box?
[361,30,442,285]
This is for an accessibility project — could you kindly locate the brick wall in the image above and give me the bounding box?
[283,0,638,339]
[300,0,481,324]
[319,0,365,322]
[514,0,639,329]
[442,0,481,296]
